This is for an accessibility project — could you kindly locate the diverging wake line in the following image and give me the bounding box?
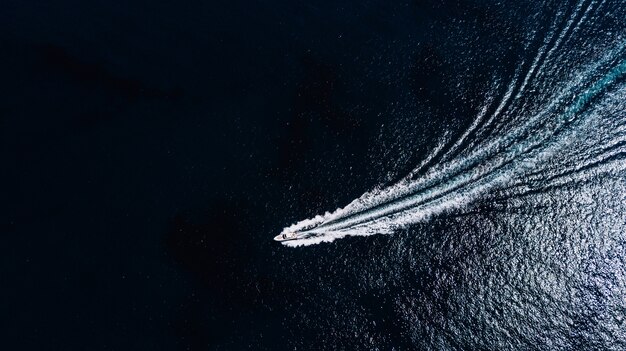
[277,4,626,247]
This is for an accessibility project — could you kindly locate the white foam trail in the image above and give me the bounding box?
[278,4,626,247]
[485,0,603,143]
[514,0,593,100]
[467,1,569,143]
[497,155,626,202]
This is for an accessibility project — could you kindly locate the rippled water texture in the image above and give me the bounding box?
[277,0,626,349]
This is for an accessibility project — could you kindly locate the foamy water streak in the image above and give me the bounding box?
[279,4,626,247]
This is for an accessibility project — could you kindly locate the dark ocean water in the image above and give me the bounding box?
[3,0,625,350]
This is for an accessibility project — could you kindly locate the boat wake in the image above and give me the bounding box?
[278,0,626,247]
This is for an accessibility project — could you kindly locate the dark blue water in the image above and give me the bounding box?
[3,0,625,349]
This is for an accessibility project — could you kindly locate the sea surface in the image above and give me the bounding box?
[3,0,625,350]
